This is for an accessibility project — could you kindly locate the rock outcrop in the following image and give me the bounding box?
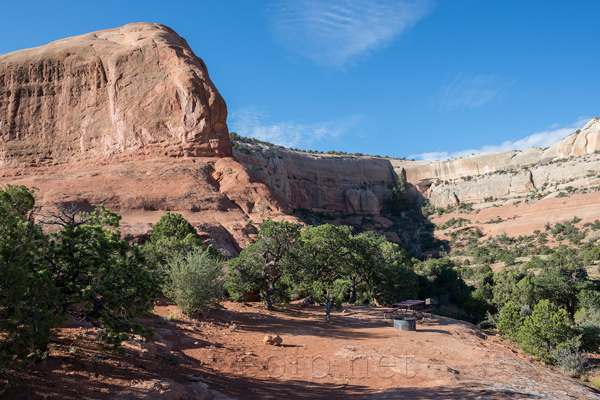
[428,153,600,208]
[0,23,231,168]
[0,24,290,257]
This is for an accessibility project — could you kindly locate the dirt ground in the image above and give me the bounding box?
[6,301,600,400]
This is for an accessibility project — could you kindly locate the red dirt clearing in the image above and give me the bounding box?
[7,302,600,400]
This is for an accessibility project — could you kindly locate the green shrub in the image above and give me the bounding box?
[478,311,498,329]
[575,308,600,352]
[144,212,216,279]
[517,300,576,362]
[46,205,159,350]
[553,339,588,377]
[164,248,225,315]
[462,287,493,320]
[577,290,600,311]
[1,187,163,389]
[497,302,524,340]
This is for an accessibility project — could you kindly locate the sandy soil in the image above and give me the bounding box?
[7,302,600,400]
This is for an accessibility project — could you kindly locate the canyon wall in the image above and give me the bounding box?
[233,117,600,213]
[392,118,600,186]
[233,144,399,215]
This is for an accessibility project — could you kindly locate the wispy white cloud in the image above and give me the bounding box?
[411,117,590,161]
[439,74,513,111]
[229,106,363,149]
[267,0,433,69]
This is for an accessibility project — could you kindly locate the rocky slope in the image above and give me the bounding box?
[12,302,600,400]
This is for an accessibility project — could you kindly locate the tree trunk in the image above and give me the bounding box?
[348,277,357,304]
[262,288,273,310]
[326,290,332,322]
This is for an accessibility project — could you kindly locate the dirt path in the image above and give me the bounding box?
[8,302,600,399]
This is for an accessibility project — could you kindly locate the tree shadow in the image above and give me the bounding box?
[206,307,382,341]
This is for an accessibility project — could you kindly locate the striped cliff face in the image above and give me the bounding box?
[0,23,231,169]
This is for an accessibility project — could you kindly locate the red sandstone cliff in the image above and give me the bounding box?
[0,23,231,168]
[0,24,292,256]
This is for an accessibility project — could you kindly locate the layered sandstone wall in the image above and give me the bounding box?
[427,154,600,208]
[233,144,399,214]
[0,23,231,168]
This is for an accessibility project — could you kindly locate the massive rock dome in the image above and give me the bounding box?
[0,23,231,168]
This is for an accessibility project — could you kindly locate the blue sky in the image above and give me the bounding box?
[1,1,599,160]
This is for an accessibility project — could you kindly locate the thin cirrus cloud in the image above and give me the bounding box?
[267,0,434,69]
[439,74,514,111]
[411,117,590,161]
[229,106,364,149]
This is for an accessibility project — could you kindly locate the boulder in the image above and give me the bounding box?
[344,188,380,214]
[262,334,282,346]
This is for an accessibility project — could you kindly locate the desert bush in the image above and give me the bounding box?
[478,311,498,329]
[45,205,159,349]
[462,287,493,320]
[144,212,216,278]
[517,300,576,362]
[368,241,418,306]
[577,290,600,311]
[497,302,524,340]
[164,248,225,315]
[575,308,600,352]
[414,256,468,305]
[553,339,588,377]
